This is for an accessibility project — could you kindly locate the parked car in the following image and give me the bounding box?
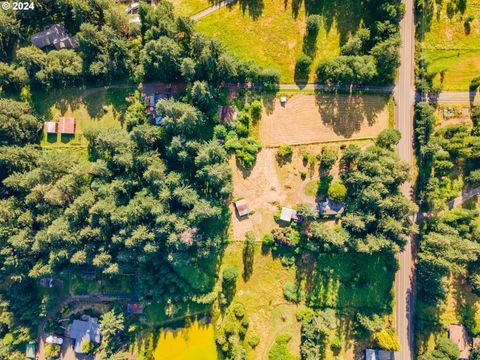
[45,335,63,345]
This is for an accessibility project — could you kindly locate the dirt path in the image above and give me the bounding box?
[190,0,238,20]
[448,186,480,208]
[231,149,284,240]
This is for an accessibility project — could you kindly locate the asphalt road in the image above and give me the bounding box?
[394,0,415,359]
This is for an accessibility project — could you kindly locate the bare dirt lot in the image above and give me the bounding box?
[230,141,373,240]
[259,94,389,146]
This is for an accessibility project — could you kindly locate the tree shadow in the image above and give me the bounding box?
[239,0,265,20]
[314,91,385,138]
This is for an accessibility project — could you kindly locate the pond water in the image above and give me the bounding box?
[153,320,219,360]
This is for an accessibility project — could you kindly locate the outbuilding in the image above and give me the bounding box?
[58,117,76,134]
[319,198,344,216]
[364,349,394,360]
[280,207,298,223]
[234,199,250,217]
[44,122,57,134]
[218,105,238,124]
[25,343,35,359]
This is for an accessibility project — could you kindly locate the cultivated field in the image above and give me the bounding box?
[419,0,480,90]
[259,94,389,146]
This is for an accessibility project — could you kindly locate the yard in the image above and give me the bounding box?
[170,0,211,16]
[196,0,348,83]
[32,86,134,147]
[418,0,480,91]
[259,94,390,147]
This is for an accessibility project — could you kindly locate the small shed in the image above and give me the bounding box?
[25,343,35,359]
[280,96,287,104]
[218,105,238,124]
[234,199,250,217]
[449,324,470,359]
[365,349,394,360]
[127,303,144,314]
[44,121,57,134]
[58,117,76,134]
[319,198,345,216]
[280,207,298,223]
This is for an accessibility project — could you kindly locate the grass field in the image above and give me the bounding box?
[32,87,133,147]
[170,0,211,16]
[196,0,346,83]
[418,0,480,90]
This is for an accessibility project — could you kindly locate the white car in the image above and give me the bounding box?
[45,335,63,345]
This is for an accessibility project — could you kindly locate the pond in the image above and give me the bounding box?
[153,320,219,360]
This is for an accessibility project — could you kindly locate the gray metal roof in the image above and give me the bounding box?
[68,316,101,353]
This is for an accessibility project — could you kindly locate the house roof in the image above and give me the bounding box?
[234,199,249,217]
[58,117,75,134]
[25,343,35,359]
[449,324,470,359]
[218,105,237,124]
[31,24,78,50]
[44,121,57,134]
[280,207,297,222]
[365,349,394,360]
[319,198,345,215]
[68,316,101,354]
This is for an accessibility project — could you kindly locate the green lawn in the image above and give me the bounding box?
[67,273,135,296]
[196,0,350,83]
[170,0,211,16]
[419,0,480,91]
[33,86,134,147]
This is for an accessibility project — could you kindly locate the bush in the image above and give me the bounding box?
[45,344,61,360]
[319,146,338,171]
[223,266,239,287]
[330,334,344,354]
[214,124,227,139]
[283,283,303,303]
[374,329,400,351]
[295,53,313,78]
[296,307,314,322]
[247,332,260,348]
[250,100,262,121]
[233,303,246,318]
[300,171,307,180]
[328,180,347,203]
[262,233,274,247]
[376,128,401,149]
[277,144,293,159]
[306,15,321,37]
[268,333,297,360]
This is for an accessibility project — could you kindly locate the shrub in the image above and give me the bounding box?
[223,266,239,287]
[328,180,347,203]
[296,307,314,322]
[331,334,344,354]
[374,329,400,351]
[283,283,303,303]
[250,100,262,121]
[319,146,338,171]
[271,227,300,247]
[262,233,274,247]
[376,128,401,149]
[296,53,313,78]
[82,339,95,354]
[233,303,246,318]
[268,333,297,360]
[277,144,293,158]
[247,332,260,348]
[214,124,227,139]
[45,344,61,359]
[306,15,321,37]
[300,171,307,180]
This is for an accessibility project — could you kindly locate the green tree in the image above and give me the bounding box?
[243,231,255,281]
[328,180,347,203]
[0,99,42,146]
[376,128,401,149]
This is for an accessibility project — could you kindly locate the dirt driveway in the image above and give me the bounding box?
[259,94,389,146]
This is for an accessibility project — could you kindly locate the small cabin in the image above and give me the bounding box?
[234,199,250,217]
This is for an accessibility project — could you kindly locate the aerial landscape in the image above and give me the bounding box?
[0,0,479,359]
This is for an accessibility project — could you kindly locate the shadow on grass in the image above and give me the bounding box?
[239,0,264,20]
[314,90,385,138]
[60,134,74,144]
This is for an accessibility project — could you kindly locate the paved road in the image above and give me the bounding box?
[190,0,237,21]
[394,0,415,359]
